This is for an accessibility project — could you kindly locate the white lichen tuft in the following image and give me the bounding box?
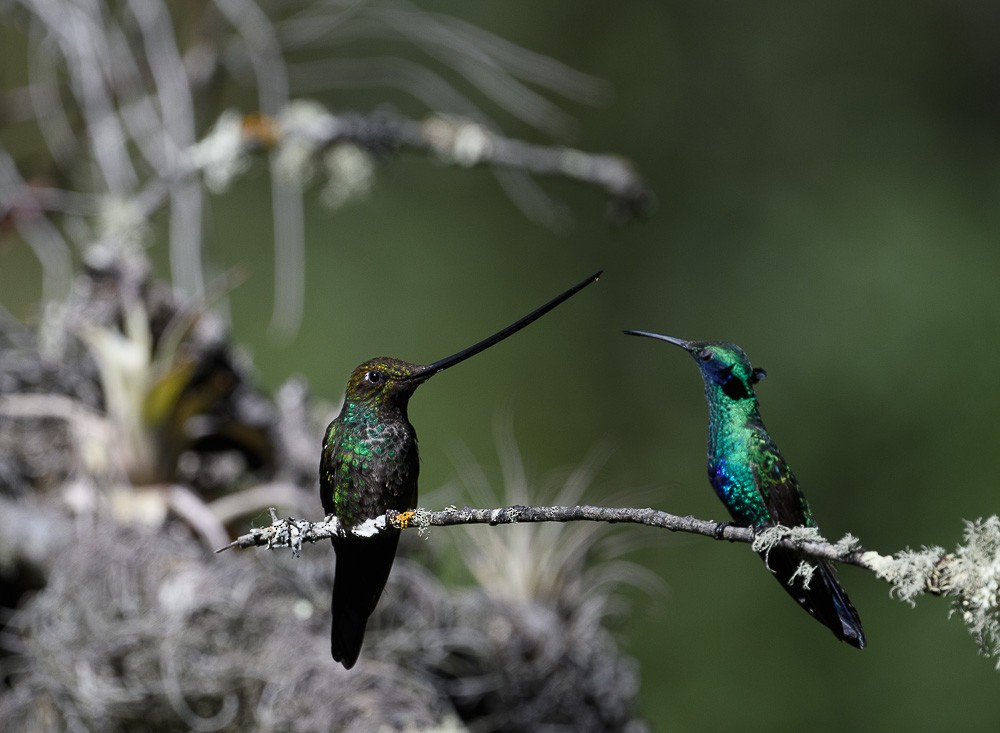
[751,525,823,565]
[834,533,862,555]
[185,109,249,193]
[788,560,817,590]
[410,509,432,526]
[321,144,375,209]
[862,517,1000,668]
[865,546,944,605]
[353,515,386,538]
[944,517,1000,666]
[271,101,338,185]
[409,508,433,537]
[422,115,495,166]
[273,137,319,185]
[278,99,336,145]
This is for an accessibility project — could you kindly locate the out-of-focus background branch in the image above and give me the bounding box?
[0,0,644,336]
[3,1,1000,731]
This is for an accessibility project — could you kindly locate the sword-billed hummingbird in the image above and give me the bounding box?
[623,330,865,648]
[321,271,601,668]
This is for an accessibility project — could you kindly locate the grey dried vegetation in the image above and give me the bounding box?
[0,1,649,729]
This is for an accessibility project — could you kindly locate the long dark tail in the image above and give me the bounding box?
[762,546,866,649]
[330,532,401,669]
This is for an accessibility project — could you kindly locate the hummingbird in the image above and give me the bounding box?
[623,330,865,648]
[321,271,601,668]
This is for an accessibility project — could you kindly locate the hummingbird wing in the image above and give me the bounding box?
[747,428,814,528]
[748,429,866,648]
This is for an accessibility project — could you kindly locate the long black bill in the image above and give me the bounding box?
[622,329,691,350]
[408,271,602,380]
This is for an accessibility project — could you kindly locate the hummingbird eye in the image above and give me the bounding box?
[698,348,713,361]
[365,370,383,384]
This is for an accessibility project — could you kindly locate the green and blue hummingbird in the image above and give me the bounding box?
[321,272,601,668]
[623,330,865,648]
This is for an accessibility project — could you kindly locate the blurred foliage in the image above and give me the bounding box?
[3,0,1000,730]
[0,498,643,731]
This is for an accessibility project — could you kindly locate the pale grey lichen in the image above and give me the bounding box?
[943,517,1000,667]
[865,546,944,606]
[321,144,375,209]
[863,517,1000,668]
[788,560,817,590]
[833,532,862,555]
[751,525,824,552]
[751,525,823,566]
[278,99,336,145]
[273,101,341,186]
[422,115,495,167]
[410,508,433,537]
[184,110,249,193]
[272,137,320,185]
[352,515,386,538]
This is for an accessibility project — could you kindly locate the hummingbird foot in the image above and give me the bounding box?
[713,520,735,541]
[387,509,417,529]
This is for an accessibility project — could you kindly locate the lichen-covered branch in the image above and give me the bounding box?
[218,503,874,571]
[220,505,1000,668]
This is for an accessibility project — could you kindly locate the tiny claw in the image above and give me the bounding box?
[714,521,734,541]
[215,540,239,554]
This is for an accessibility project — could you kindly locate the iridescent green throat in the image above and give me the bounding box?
[703,382,774,526]
[324,398,411,527]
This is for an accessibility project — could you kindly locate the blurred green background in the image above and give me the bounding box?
[4,1,1000,729]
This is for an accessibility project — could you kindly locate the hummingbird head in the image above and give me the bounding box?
[623,331,767,401]
[344,357,430,408]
